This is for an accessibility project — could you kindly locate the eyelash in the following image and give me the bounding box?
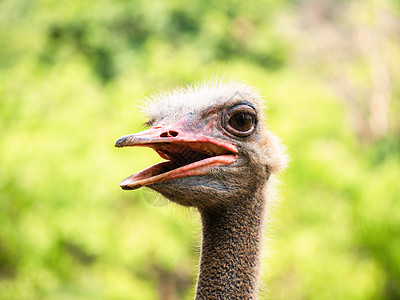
[144,120,154,127]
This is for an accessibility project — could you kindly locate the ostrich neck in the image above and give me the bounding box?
[195,187,268,300]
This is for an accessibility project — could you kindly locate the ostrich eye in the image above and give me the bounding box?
[229,112,254,132]
[223,104,257,137]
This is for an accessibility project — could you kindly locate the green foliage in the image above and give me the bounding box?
[1,0,400,299]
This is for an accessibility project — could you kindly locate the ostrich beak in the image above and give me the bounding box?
[115,122,238,190]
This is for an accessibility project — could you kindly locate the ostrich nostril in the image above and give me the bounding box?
[160,130,179,138]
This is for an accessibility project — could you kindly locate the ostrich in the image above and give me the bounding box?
[115,80,286,299]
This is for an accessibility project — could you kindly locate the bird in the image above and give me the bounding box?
[115,79,287,299]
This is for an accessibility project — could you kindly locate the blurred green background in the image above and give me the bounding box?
[1,0,400,299]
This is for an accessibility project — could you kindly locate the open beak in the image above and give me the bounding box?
[115,122,238,190]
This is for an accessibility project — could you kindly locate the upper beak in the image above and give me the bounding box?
[115,126,182,148]
[115,124,238,155]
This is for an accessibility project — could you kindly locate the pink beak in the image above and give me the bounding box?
[115,119,238,190]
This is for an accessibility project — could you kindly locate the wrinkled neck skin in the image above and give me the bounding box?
[195,183,269,300]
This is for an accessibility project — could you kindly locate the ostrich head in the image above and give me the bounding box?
[115,80,285,209]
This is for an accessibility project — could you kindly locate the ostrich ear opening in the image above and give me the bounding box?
[261,131,289,174]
